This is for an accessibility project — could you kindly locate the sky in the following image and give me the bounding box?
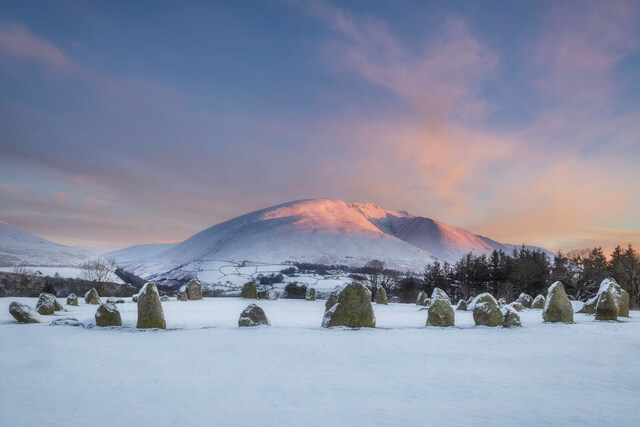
[0,0,639,254]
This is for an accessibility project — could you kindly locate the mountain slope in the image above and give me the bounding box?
[0,221,94,267]
[122,199,437,277]
[103,243,176,265]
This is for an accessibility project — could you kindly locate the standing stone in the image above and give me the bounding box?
[160,295,169,301]
[376,287,388,305]
[542,281,574,323]
[325,286,343,311]
[238,304,270,327]
[177,286,188,301]
[595,288,619,321]
[502,305,522,327]
[95,303,122,327]
[416,291,428,306]
[67,293,78,306]
[619,289,630,317]
[517,293,533,308]
[508,301,523,312]
[137,282,166,329]
[498,298,507,307]
[426,288,454,327]
[579,296,597,314]
[472,293,503,327]
[257,289,269,300]
[531,294,546,309]
[186,279,203,300]
[456,299,467,311]
[36,293,57,315]
[85,288,101,305]
[322,282,375,328]
[240,282,257,299]
[9,301,41,323]
[132,294,139,303]
[306,287,316,301]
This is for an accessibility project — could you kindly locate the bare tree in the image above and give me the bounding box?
[80,258,115,294]
[12,262,35,297]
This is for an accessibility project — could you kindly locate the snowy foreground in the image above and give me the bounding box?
[1,298,639,427]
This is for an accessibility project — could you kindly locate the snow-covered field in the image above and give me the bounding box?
[1,297,638,426]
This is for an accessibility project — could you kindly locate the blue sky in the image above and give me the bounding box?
[1,0,639,253]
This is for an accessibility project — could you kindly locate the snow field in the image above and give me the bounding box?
[0,297,639,427]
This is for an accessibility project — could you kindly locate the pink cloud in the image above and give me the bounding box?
[0,22,71,70]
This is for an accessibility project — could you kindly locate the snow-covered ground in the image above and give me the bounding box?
[1,297,638,426]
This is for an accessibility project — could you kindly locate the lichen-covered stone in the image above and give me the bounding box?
[9,301,41,323]
[238,304,270,327]
[502,306,522,327]
[325,286,343,311]
[508,301,523,312]
[419,298,433,311]
[67,293,78,306]
[50,317,82,327]
[95,302,122,327]
[137,282,166,329]
[322,282,375,328]
[240,282,257,299]
[177,286,188,301]
[595,288,619,321]
[427,297,454,327]
[531,294,546,309]
[53,298,64,311]
[472,293,502,327]
[579,296,597,314]
[85,288,101,305]
[306,287,316,301]
[36,293,57,315]
[543,281,574,323]
[431,288,450,303]
[416,291,428,306]
[619,289,630,317]
[376,287,388,305]
[186,279,203,300]
[257,289,269,300]
[456,299,467,311]
[517,293,533,308]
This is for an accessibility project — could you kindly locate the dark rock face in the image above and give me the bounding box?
[137,282,166,329]
[9,301,41,323]
[240,282,257,299]
[238,304,270,327]
[542,282,573,323]
[322,282,375,328]
[472,293,502,327]
[95,303,122,327]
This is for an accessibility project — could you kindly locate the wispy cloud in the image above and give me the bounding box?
[0,22,71,70]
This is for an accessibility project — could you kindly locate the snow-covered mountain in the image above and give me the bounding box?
[0,221,94,267]
[108,198,553,279]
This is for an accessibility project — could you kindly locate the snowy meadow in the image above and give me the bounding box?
[1,297,638,427]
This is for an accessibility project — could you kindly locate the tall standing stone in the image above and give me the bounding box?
[472,293,503,327]
[517,293,533,309]
[376,287,388,305]
[542,281,573,323]
[186,279,203,300]
[85,288,101,305]
[67,293,78,306]
[240,282,257,299]
[137,282,166,329]
[426,288,454,327]
[502,305,522,327]
[325,286,343,311]
[416,291,428,306]
[322,282,375,328]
